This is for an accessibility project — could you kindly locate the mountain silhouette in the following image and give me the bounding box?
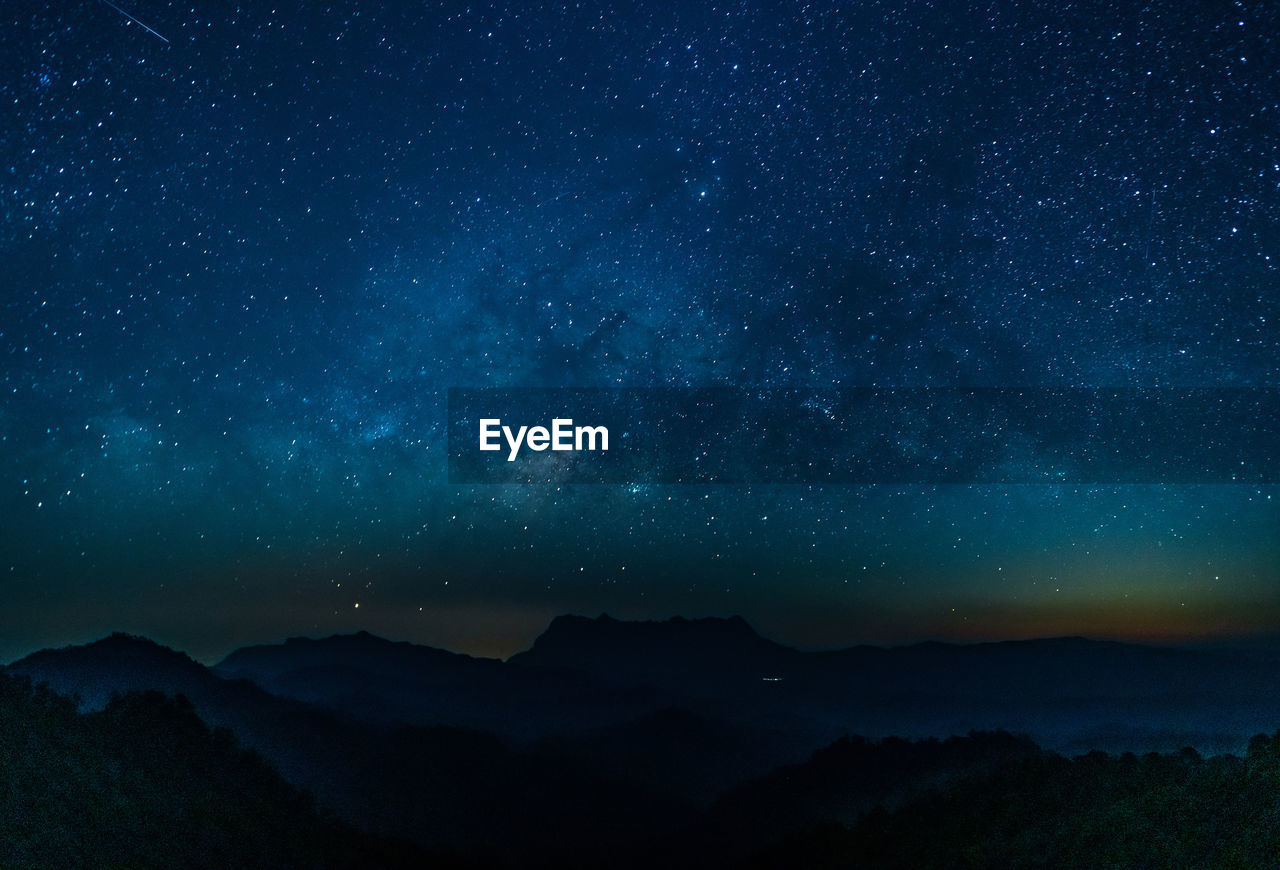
[511,614,791,679]
[531,705,816,807]
[11,632,218,709]
[11,618,1280,867]
[694,731,1280,869]
[673,729,1043,865]
[215,628,668,738]
[513,617,1280,755]
[6,632,683,864]
[22,621,1280,758]
[0,669,436,868]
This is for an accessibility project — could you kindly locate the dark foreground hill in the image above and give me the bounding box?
[703,733,1280,870]
[7,633,683,864]
[0,671,434,869]
[7,660,1280,870]
[12,619,1280,867]
[676,729,1044,865]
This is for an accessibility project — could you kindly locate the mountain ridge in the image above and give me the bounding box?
[11,618,1280,760]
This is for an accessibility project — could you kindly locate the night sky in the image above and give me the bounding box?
[2,0,1278,662]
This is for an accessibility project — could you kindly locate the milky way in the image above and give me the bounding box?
[2,1,1277,659]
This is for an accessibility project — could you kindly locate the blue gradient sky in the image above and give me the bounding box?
[2,0,1277,660]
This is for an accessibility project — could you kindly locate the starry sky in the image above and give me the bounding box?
[2,0,1278,662]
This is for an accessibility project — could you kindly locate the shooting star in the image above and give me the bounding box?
[98,0,170,44]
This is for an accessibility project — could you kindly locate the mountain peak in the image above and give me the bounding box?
[281,630,394,648]
[215,631,484,686]
[544,612,761,636]
[6,634,212,711]
[510,614,788,683]
[17,633,200,670]
[97,631,184,651]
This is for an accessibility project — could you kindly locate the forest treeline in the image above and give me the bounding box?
[0,672,450,869]
[7,635,1280,869]
[729,733,1280,869]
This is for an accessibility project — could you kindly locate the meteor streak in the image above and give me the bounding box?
[98,0,170,44]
